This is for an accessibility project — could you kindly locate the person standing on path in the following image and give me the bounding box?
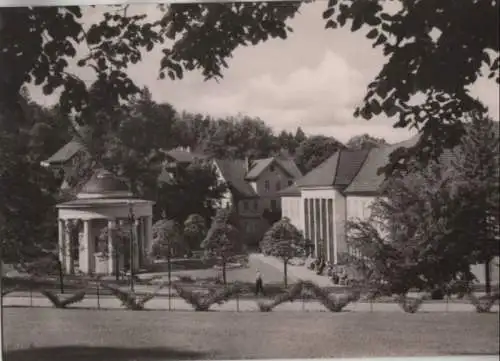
[255,269,265,296]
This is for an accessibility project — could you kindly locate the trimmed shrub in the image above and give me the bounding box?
[40,290,86,308]
[100,283,165,310]
[257,281,358,312]
[303,281,356,312]
[173,282,244,311]
[1,285,19,297]
[468,292,500,313]
[396,295,425,313]
[257,281,304,312]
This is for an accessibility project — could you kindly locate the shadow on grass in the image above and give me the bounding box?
[4,346,207,361]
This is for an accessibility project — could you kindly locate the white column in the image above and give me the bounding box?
[108,219,116,275]
[318,199,324,259]
[58,219,66,269]
[141,217,147,259]
[132,220,140,270]
[312,199,318,258]
[144,216,153,263]
[79,220,94,274]
[64,221,74,274]
[326,199,331,263]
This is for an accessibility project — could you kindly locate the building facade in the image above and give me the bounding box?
[279,137,419,264]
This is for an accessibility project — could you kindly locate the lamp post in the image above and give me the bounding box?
[128,201,135,292]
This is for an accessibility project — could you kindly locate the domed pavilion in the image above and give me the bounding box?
[56,169,154,275]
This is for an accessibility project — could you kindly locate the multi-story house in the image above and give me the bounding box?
[213,157,302,244]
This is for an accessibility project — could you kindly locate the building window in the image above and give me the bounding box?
[275,181,281,191]
[270,164,275,172]
[243,201,249,211]
[264,180,270,191]
[253,200,258,210]
[288,180,293,186]
[270,199,278,210]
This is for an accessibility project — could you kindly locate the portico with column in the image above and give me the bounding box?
[56,170,155,275]
[301,188,338,264]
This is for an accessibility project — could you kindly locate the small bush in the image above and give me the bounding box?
[40,289,86,308]
[396,295,425,313]
[468,292,500,313]
[257,282,304,312]
[303,282,354,312]
[173,282,244,311]
[257,281,357,313]
[1,285,19,297]
[100,283,164,310]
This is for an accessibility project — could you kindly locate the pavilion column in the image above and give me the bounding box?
[79,220,94,274]
[58,219,66,271]
[64,220,74,274]
[141,217,147,263]
[144,216,153,262]
[132,220,140,271]
[108,219,116,275]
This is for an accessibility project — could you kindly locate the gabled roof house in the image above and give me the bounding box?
[279,136,420,264]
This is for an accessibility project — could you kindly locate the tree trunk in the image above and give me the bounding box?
[222,257,227,285]
[283,260,288,287]
[484,258,491,295]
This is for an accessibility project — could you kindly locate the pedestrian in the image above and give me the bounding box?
[255,269,265,296]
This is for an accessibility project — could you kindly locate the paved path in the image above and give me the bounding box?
[251,253,333,287]
[2,294,497,312]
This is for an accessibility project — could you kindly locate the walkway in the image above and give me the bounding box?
[250,253,333,287]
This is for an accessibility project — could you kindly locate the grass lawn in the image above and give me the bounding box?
[3,308,499,360]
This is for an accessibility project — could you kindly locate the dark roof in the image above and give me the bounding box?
[164,149,207,164]
[244,157,303,180]
[278,183,301,197]
[344,135,420,194]
[42,140,83,165]
[296,149,370,189]
[79,169,131,195]
[244,158,274,180]
[214,159,258,198]
[277,158,303,179]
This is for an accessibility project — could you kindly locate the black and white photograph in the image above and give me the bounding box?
[0,1,499,360]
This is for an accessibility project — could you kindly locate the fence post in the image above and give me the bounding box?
[445,294,449,312]
[29,287,33,307]
[236,292,240,312]
[168,282,172,311]
[302,294,305,311]
[96,282,100,310]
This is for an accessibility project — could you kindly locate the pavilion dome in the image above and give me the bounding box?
[77,169,133,199]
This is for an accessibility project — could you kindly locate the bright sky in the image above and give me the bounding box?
[29,2,500,144]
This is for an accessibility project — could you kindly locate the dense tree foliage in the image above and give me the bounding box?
[201,207,240,284]
[156,159,228,225]
[294,135,345,173]
[346,134,388,150]
[346,116,499,295]
[260,217,305,286]
[183,214,207,251]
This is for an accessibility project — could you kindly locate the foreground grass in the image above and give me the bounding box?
[3,308,499,360]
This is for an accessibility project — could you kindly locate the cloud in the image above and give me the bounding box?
[180,49,414,143]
